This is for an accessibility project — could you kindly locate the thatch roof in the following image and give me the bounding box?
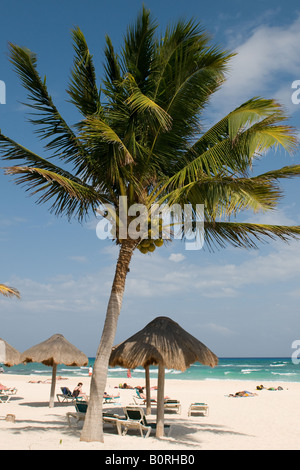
[20,333,88,367]
[0,338,20,366]
[109,316,218,371]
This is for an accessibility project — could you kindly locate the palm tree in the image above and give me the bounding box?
[1,7,300,441]
[0,284,20,299]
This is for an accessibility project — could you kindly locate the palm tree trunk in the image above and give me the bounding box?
[145,365,151,415]
[156,363,165,437]
[80,239,136,442]
[49,364,57,408]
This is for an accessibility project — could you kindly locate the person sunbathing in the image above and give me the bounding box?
[0,383,17,393]
[136,386,170,402]
[72,382,88,400]
[120,382,134,389]
[0,383,10,390]
[103,391,120,400]
[229,390,257,397]
[256,384,284,391]
[28,379,51,384]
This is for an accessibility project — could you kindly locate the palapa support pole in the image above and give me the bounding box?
[49,363,57,408]
[145,365,151,415]
[156,362,165,438]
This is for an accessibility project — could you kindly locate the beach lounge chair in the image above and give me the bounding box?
[0,394,10,404]
[164,399,181,414]
[122,406,170,438]
[132,388,150,404]
[57,387,76,403]
[5,388,17,395]
[0,385,17,395]
[121,406,152,437]
[66,400,122,433]
[66,400,87,425]
[103,392,121,404]
[133,388,161,405]
[188,402,209,416]
[102,413,124,435]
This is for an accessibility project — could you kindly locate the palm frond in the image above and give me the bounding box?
[203,222,300,251]
[103,35,122,93]
[67,26,102,116]
[125,74,172,131]
[122,6,157,91]
[252,165,300,181]
[4,165,105,220]
[166,98,297,185]
[146,26,234,172]
[8,43,86,165]
[79,115,134,166]
[0,133,78,176]
[160,175,282,218]
[0,284,20,299]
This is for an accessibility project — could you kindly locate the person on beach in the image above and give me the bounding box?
[256,384,284,391]
[120,382,134,389]
[28,379,52,384]
[0,383,16,393]
[229,390,257,397]
[72,382,88,400]
[88,366,93,377]
[136,386,146,399]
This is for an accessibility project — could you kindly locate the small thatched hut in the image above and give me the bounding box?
[109,316,218,437]
[0,338,20,367]
[21,334,88,407]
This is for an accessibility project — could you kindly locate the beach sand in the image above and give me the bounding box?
[0,374,299,450]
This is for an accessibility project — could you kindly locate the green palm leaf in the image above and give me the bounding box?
[8,43,85,164]
[125,73,172,131]
[4,165,106,220]
[163,99,297,187]
[204,222,300,250]
[67,26,102,116]
[122,6,157,90]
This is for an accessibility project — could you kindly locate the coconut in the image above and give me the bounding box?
[148,244,156,253]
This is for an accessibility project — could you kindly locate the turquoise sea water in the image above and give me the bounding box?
[2,357,300,383]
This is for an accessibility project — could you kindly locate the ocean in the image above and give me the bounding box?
[2,357,300,383]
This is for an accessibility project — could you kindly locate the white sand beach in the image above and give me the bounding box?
[0,374,299,450]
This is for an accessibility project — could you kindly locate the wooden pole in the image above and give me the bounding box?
[156,362,165,438]
[145,365,151,415]
[49,363,57,408]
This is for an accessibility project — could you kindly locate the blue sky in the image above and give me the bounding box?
[1,0,300,358]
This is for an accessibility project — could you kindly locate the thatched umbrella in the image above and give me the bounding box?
[0,338,20,366]
[109,316,218,437]
[20,334,88,407]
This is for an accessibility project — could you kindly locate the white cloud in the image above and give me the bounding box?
[69,255,88,263]
[3,238,299,322]
[168,253,186,263]
[245,206,298,226]
[205,323,236,336]
[125,239,300,300]
[0,215,27,227]
[210,15,300,118]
